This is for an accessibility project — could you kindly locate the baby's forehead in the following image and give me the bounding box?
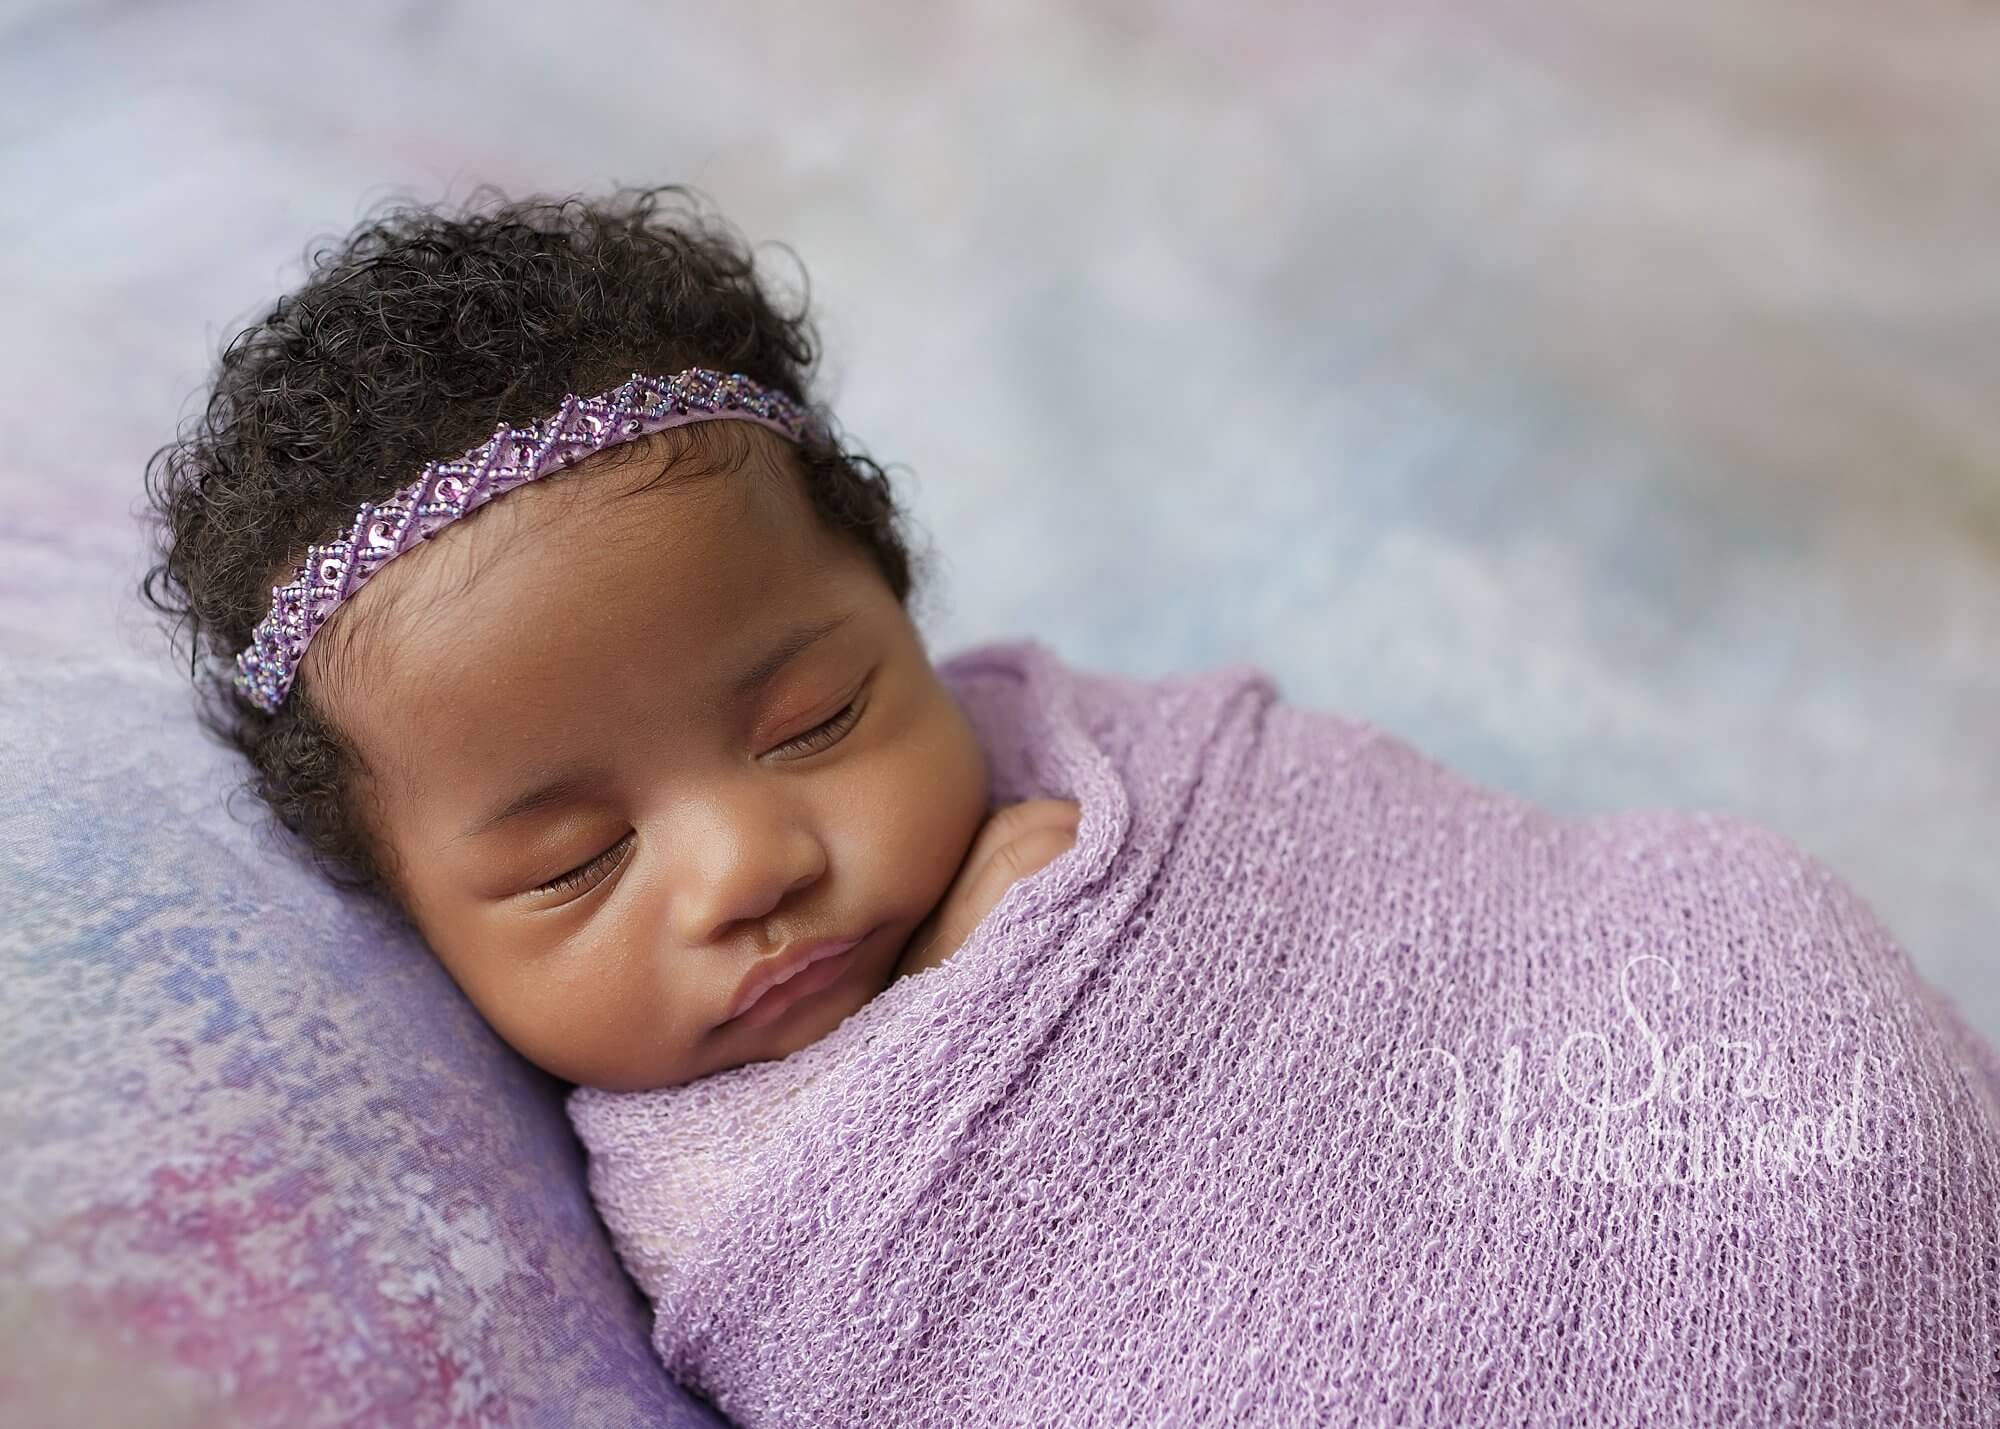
[314,423,806,665]
[304,425,833,746]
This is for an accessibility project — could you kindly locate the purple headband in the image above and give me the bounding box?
[232,367,818,714]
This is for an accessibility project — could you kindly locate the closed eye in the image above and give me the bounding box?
[767,695,864,759]
[524,691,864,901]
[532,831,634,898]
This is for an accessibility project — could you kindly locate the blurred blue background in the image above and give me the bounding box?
[5,0,1995,1044]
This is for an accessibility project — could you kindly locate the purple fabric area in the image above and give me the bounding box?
[0,652,732,1426]
[570,639,2000,1427]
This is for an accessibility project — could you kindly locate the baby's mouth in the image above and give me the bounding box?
[721,927,876,1029]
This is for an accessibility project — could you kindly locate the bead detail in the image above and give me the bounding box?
[231,368,817,714]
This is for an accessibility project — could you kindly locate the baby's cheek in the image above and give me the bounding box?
[481,935,689,1092]
[854,692,989,919]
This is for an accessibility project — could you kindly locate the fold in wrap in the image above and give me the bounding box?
[567,640,2000,1428]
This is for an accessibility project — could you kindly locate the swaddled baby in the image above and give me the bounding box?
[139,185,1076,1095]
[143,186,2000,1428]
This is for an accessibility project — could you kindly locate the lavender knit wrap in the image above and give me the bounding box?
[567,640,2000,1427]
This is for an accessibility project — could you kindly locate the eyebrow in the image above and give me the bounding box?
[728,611,854,706]
[449,611,856,845]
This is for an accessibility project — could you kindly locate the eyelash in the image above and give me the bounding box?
[535,831,635,897]
[528,697,865,898]
[767,695,864,759]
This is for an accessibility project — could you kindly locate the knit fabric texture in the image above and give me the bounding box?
[566,639,2000,1427]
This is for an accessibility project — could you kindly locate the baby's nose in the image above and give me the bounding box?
[674,808,827,947]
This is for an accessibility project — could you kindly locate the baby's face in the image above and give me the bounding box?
[303,426,990,1090]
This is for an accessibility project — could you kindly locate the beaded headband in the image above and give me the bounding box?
[232,367,818,714]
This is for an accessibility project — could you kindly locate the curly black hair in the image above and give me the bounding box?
[140,183,923,908]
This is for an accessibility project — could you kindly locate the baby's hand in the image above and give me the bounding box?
[900,799,1082,975]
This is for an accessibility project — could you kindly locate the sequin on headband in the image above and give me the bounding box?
[231,367,819,714]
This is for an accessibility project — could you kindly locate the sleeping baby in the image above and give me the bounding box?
[141,184,2000,1428]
